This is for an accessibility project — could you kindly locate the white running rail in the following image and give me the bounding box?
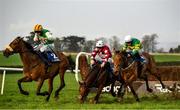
[0,67,23,95]
[75,52,90,82]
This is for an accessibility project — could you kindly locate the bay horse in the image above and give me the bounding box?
[113,51,140,101]
[3,37,69,101]
[78,55,114,103]
[113,51,165,101]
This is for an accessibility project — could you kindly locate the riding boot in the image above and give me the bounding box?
[134,53,145,63]
[36,51,51,67]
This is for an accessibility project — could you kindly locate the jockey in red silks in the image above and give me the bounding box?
[90,40,112,68]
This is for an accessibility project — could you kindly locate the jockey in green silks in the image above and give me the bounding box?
[122,35,146,63]
[32,24,56,67]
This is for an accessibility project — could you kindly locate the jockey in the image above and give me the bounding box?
[90,40,112,68]
[122,35,145,63]
[32,24,55,66]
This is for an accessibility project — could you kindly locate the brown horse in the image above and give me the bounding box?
[114,51,165,92]
[79,62,111,104]
[79,55,90,81]
[3,37,69,101]
[113,51,140,101]
[113,51,165,101]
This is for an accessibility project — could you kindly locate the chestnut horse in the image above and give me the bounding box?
[113,51,165,101]
[3,37,69,101]
[79,55,90,81]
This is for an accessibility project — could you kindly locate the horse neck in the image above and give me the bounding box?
[85,64,101,86]
[79,58,90,80]
[19,44,41,68]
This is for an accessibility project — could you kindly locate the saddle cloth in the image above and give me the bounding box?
[46,51,60,62]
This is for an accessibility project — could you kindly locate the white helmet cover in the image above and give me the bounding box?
[96,40,104,47]
[124,35,132,43]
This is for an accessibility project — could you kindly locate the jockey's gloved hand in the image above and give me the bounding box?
[101,62,106,68]
[126,49,132,53]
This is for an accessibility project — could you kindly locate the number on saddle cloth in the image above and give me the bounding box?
[47,51,60,62]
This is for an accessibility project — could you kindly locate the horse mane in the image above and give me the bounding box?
[84,64,101,87]
[21,38,37,54]
[114,50,128,68]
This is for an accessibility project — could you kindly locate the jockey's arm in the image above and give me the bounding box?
[45,32,54,40]
[132,44,141,55]
[33,33,39,42]
[91,48,98,60]
[102,48,112,64]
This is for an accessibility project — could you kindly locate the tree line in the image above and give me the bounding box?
[25,33,179,53]
[169,45,180,53]
[54,34,160,53]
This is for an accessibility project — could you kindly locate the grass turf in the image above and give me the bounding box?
[0,73,180,109]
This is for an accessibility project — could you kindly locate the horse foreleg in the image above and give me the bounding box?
[139,72,153,93]
[110,80,116,97]
[128,83,140,102]
[46,78,54,101]
[91,84,104,104]
[152,73,165,89]
[36,78,48,96]
[54,69,66,99]
[18,76,32,95]
[117,82,125,102]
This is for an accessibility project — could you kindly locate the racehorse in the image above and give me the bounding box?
[78,55,114,103]
[79,62,111,104]
[113,50,165,101]
[3,37,69,101]
[113,51,140,101]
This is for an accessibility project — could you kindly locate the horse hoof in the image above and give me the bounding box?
[147,88,153,93]
[80,100,84,104]
[117,97,123,102]
[136,98,140,102]
[93,100,97,104]
[42,91,49,96]
[89,99,97,104]
[54,95,59,101]
[89,99,94,104]
[21,91,29,95]
[46,96,50,102]
[111,92,116,97]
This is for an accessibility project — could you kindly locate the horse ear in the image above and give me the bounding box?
[17,36,21,39]
[113,48,119,55]
[114,50,120,54]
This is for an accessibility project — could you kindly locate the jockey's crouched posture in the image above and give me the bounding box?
[32,24,59,67]
[90,40,113,73]
[122,35,146,63]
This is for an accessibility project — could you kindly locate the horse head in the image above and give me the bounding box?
[113,50,127,76]
[3,37,24,57]
[3,36,33,57]
[78,80,88,103]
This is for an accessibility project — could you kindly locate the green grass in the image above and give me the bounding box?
[0,73,180,109]
[0,53,22,67]
[153,54,180,62]
[1,52,180,67]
